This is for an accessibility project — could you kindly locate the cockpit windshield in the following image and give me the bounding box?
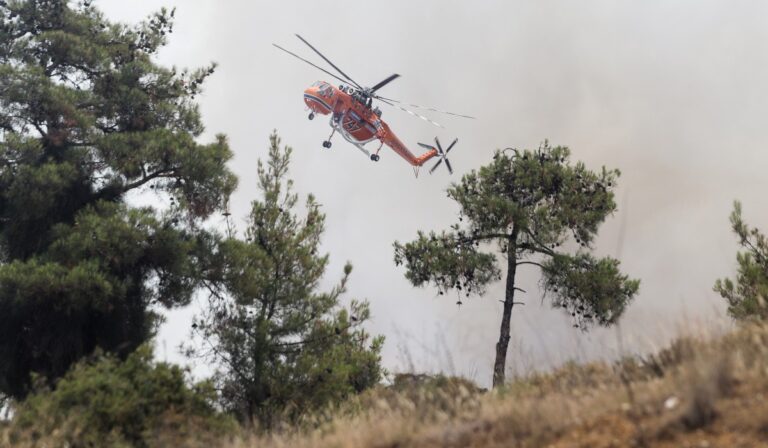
[317,83,333,97]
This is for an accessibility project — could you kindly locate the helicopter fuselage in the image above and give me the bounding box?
[303,81,437,167]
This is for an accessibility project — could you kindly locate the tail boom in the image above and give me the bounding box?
[378,124,438,167]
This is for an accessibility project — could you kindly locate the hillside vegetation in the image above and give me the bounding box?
[228,323,767,448]
[6,322,766,447]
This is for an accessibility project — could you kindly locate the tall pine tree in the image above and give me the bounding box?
[0,1,236,398]
[394,143,639,387]
[189,133,384,426]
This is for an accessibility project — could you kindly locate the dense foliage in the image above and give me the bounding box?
[395,143,639,386]
[188,133,384,427]
[5,346,234,448]
[715,201,768,320]
[0,0,236,398]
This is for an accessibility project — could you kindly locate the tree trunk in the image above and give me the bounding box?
[492,228,518,388]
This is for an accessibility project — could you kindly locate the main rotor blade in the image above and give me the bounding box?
[369,74,400,93]
[378,98,444,129]
[376,96,476,120]
[294,34,362,89]
[429,157,444,174]
[272,44,350,86]
[418,142,436,150]
[444,138,458,154]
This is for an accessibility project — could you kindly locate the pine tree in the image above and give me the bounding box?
[0,1,236,398]
[714,201,768,320]
[394,143,639,387]
[189,133,383,426]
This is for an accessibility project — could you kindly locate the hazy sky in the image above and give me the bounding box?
[97,0,766,386]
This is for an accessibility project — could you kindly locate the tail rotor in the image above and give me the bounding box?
[419,137,457,175]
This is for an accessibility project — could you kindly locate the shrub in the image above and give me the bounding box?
[4,346,235,447]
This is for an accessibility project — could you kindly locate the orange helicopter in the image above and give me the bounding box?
[273,35,475,175]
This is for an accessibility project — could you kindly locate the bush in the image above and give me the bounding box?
[4,346,235,448]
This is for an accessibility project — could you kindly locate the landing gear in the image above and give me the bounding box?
[308,112,315,120]
[322,127,336,149]
[370,141,383,162]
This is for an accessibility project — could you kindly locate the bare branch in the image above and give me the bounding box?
[516,260,544,269]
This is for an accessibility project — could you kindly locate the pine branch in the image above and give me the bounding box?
[454,232,509,246]
[516,260,544,268]
[96,166,176,200]
[518,242,556,257]
[272,323,353,350]
[521,228,556,256]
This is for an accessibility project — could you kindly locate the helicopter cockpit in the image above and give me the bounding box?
[311,81,334,98]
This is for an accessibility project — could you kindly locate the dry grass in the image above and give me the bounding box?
[4,324,768,447]
[230,323,768,448]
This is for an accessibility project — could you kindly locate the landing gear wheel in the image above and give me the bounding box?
[308,112,315,120]
[322,141,332,148]
[370,154,380,162]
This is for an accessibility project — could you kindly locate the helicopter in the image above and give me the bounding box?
[273,34,475,176]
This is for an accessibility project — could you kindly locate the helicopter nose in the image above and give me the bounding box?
[303,86,332,114]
